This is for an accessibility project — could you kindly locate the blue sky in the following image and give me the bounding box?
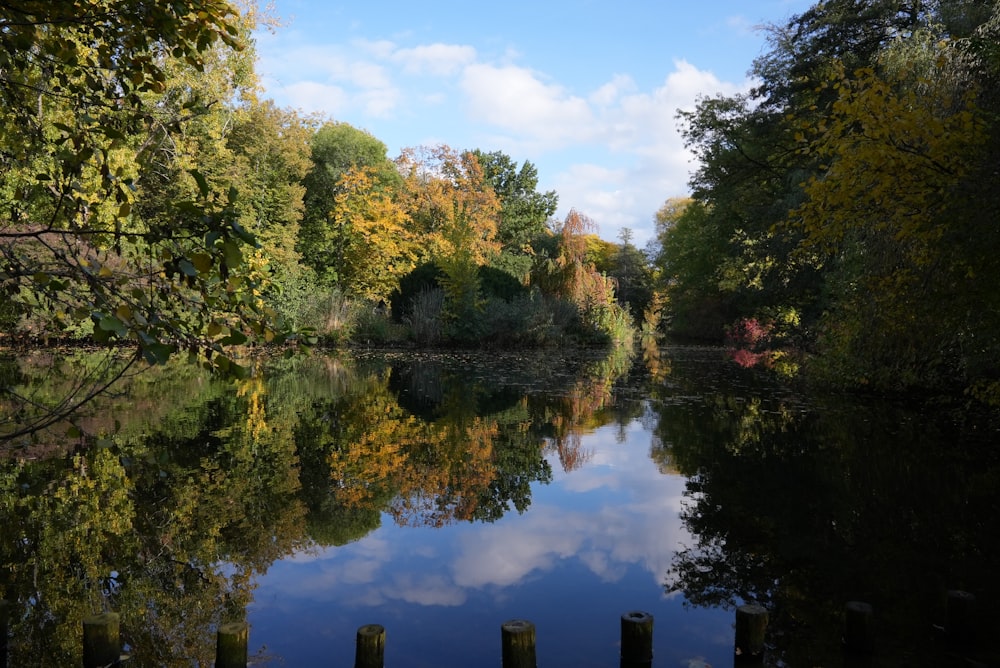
[254,1,815,245]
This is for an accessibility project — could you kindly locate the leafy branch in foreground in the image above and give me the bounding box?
[0,1,306,442]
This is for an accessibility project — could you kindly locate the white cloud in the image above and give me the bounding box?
[392,43,478,75]
[544,60,750,243]
[386,573,467,606]
[460,64,596,148]
[281,81,349,115]
[589,74,637,108]
[452,423,690,589]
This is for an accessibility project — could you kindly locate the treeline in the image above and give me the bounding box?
[0,1,648,377]
[651,0,1000,403]
[5,1,997,402]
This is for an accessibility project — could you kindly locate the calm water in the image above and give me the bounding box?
[1,345,998,667]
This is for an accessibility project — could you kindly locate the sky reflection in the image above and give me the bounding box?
[249,417,731,667]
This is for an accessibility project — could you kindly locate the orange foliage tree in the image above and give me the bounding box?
[396,145,501,333]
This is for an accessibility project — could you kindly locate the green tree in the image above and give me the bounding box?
[472,150,558,281]
[608,227,654,324]
[297,122,401,286]
[654,198,732,340]
[788,53,996,393]
[224,99,314,325]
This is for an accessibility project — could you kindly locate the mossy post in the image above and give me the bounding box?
[82,612,120,668]
[843,601,875,653]
[945,590,976,646]
[501,619,536,668]
[354,624,385,668]
[734,604,768,663]
[215,621,249,668]
[620,610,654,668]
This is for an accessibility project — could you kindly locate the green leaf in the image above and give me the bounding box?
[142,342,176,365]
[97,315,126,336]
[190,169,209,197]
[222,240,243,268]
[219,329,248,345]
[231,221,256,246]
[191,253,213,274]
[178,259,197,276]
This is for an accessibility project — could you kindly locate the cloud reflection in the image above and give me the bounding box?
[260,421,691,609]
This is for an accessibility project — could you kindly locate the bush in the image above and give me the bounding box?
[351,303,407,345]
[405,288,445,346]
[390,262,443,323]
[479,265,527,301]
[480,290,581,348]
[297,287,355,344]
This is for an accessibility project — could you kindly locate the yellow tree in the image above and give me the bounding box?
[327,166,419,302]
[397,145,500,263]
[788,57,988,389]
[397,145,501,335]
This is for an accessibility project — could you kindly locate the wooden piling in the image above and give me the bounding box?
[843,601,874,653]
[945,589,976,646]
[354,624,385,668]
[734,604,768,663]
[620,610,654,668]
[1,599,10,668]
[215,621,249,668]
[82,612,120,668]
[501,619,536,668]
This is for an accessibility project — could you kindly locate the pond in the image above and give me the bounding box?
[1,344,998,666]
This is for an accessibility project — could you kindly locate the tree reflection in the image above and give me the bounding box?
[655,355,1000,666]
[0,366,307,666]
[0,346,637,664]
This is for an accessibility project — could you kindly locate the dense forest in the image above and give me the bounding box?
[656,0,1000,402]
[2,0,999,404]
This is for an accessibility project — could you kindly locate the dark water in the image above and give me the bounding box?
[0,345,998,667]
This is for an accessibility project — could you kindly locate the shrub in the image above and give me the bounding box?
[297,287,355,344]
[351,303,407,345]
[405,288,445,346]
[390,262,443,323]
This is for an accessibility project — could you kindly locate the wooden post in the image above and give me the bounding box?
[215,621,249,668]
[620,610,654,668]
[1,599,10,668]
[501,619,536,668]
[945,590,976,646]
[734,604,768,663]
[354,624,385,668]
[843,601,874,653]
[82,612,120,668]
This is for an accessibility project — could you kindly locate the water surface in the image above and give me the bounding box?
[1,345,997,667]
